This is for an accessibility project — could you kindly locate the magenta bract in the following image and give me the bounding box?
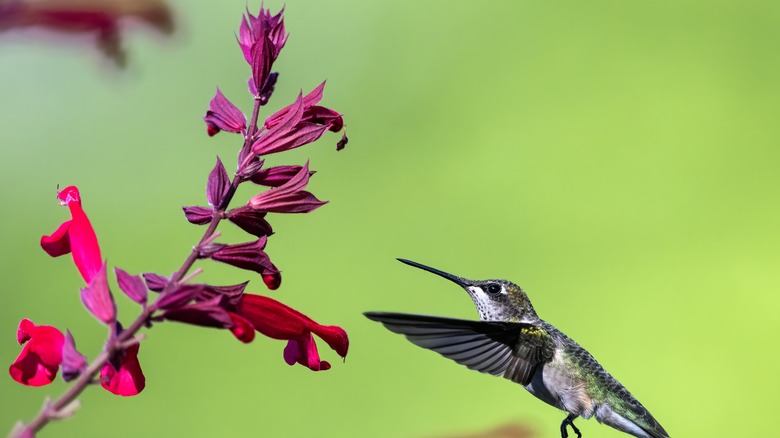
[162,296,234,329]
[252,93,329,156]
[249,165,313,187]
[62,330,88,382]
[80,261,117,325]
[207,238,279,278]
[207,157,230,208]
[182,206,213,225]
[249,162,326,213]
[227,206,274,238]
[203,87,247,136]
[115,268,148,306]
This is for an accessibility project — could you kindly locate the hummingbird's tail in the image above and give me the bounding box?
[594,403,670,438]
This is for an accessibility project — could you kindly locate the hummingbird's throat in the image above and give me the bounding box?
[466,286,508,321]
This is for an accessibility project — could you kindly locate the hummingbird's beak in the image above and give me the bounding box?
[397,258,471,288]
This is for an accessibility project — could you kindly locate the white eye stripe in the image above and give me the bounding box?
[466,286,508,320]
[468,285,504,296]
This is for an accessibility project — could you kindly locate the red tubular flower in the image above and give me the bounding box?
[9,319,65,387]
[40,186,102,284]
[100,343,145,396]
[229,294,348,371]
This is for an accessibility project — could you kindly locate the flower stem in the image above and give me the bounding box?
[15,95,266,438]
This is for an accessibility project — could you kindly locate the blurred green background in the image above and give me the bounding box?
[1,1,779,437]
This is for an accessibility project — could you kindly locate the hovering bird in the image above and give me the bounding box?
[365,259,669,438]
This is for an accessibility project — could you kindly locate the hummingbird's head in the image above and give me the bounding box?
[397,259,538,322]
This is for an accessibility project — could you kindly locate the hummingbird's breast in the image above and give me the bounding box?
[524,348,597,419]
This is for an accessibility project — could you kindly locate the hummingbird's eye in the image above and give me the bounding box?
[486,283,502,295]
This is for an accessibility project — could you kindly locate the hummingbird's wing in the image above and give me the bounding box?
[364,312,554,385]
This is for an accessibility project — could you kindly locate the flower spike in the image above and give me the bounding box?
[12,6,350,434]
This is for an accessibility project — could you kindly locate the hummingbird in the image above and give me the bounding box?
[365,259,669,438]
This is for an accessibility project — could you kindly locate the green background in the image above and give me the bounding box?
[1,1,778,437]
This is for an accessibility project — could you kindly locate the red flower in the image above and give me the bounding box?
[9,319,65,387]
[100,343,145,396]
[229,294,348,371]
[40,186,102,284]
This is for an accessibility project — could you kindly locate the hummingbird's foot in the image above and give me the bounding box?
[560,414,582,438]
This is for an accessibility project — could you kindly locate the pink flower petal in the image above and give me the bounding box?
[9,319,64,387]
[283,335,330,371]
[311,324,349,359]
[100,343,145,396]
[228,312,256,343]
[40,219,73,257]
